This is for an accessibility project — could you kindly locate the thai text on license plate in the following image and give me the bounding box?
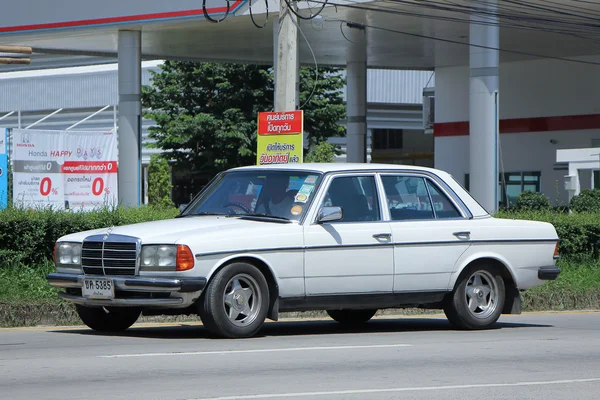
[82,278,114,299]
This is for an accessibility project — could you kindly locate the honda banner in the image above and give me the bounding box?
[11,129,118,211]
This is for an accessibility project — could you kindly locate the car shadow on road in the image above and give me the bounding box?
[51,317,552,340]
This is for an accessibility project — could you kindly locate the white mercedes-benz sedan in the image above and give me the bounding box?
[47,163,560,338]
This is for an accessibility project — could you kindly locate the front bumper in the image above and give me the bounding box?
[46,272,207,307]
[538,266,561,281]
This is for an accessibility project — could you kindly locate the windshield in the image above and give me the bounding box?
[181,170,323,221]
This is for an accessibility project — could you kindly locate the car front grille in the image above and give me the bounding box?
[81,237,138,276]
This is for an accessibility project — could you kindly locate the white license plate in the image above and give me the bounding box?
[82,278,114,299]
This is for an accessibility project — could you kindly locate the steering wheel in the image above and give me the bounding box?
[222,201,251,214]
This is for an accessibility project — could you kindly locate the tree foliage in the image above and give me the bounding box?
[305,141,336,163]
[142,61,346,177]
[147,154,174,208]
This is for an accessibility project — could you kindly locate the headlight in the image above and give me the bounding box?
[55,242,82,270]
[141,245,194,272]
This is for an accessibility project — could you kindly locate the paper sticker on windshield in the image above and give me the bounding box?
[295,193,309,203]
[298,184,314,195]
[291,205,303,215]
[304,175,318,185]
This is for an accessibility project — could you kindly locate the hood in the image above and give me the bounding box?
[57,216,295,244]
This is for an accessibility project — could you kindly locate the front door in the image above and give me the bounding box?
[304,175,394,296]
[380,174,472,292]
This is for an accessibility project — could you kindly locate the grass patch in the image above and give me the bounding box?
[522,257,600,311]
[0,261,61,305]
[0,257,599,327]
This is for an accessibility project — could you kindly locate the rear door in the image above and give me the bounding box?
[380,173,472,292]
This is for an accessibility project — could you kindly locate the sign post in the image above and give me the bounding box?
[0,128,8,209]
[256,110,303,165]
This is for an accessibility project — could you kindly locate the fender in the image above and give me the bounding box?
[449,249,517,290]
[206,252,282,321]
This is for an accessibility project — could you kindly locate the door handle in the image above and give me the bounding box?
[373,233,392,240]
[453,231,471,238]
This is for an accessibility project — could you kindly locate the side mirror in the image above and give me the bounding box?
[317,206,343,223]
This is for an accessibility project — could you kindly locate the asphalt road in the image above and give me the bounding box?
[1,312,599,400]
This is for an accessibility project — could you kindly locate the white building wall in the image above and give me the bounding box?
[435,55,600,206]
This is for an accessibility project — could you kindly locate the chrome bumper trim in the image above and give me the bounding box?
[58,292,184,307]
[46,273,207,293]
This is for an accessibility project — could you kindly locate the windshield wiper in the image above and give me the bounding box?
[175,212,231,218]
[238,213,292,223]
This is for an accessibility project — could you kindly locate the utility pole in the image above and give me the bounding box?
[275,0,299,112]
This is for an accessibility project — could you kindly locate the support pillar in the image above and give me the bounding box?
[345,25,367,163]
[469,0,499,212]
[275,0,299,112]
[117,30,142,207]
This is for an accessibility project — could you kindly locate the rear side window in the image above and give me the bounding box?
[381,175,463,221]
[382,176,434,221]
[425,180,462,219]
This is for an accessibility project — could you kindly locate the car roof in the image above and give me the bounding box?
[230,163,440,174]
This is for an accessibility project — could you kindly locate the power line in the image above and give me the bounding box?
[249,0,269,29]
[203,0,231,23]
[352,21,600,66]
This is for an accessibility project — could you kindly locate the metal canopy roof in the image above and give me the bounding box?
[1,0,599,72]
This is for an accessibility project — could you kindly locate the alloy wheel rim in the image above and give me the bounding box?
[222,273,261,327]
[465,270,499,319]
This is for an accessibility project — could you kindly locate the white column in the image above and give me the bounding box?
[345,26,367,163]
[117,30,142,207]
[469,0,499,212]
[275,0,299,112]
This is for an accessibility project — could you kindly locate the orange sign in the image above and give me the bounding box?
[258,111,303,136]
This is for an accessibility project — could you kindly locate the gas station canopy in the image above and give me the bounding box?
[1,0,599,71]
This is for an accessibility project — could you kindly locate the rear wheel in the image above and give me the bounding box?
[444,265,505,330]
[76,305,141,332]
[327,309,377,325]
[199,262,269,338]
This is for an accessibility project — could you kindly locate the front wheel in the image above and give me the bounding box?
[327,309,377,325]
[199,262,269,338]
[75,305,141,332]
[444,265,505,330]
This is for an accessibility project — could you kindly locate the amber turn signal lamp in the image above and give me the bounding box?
[176,245,195,271]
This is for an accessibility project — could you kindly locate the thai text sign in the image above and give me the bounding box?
[0,128,7,209]
[257,111,303,165]
[12,129,118,210]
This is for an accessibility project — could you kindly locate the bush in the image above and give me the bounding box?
[305,141,336,163]
[570,189,600,213]
[0,205,179,266]
[515,190,551,211]
[148,154,174,208]
[495,209,600,258]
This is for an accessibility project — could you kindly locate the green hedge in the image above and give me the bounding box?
[0,205,599,266]
[0,206,179,266]
[495,210,600,258]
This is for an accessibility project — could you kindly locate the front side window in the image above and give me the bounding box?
[321,176,380,222]
[181,170,323,221]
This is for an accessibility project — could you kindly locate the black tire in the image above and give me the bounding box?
[199,262,269,339]
[444,264,506,330]
[76,305,141,332]
[327,309,377,325]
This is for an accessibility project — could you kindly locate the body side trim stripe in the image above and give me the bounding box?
[195,238,558,258]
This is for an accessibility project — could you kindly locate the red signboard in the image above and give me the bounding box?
[258,111,303,136]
